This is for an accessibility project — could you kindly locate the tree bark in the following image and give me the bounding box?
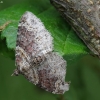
[50,0,100,57]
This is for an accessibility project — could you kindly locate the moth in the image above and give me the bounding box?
[50,0,100,57]
[12,11,69,94]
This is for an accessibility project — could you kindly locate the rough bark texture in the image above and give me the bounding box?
[50,0,100,57]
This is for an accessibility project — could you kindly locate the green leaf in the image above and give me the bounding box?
[0,0,90,59]
[0,1,100,100]
[37,7,90,55]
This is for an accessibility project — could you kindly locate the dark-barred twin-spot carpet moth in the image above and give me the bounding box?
[12,11,69,94]
[50,0,100,57]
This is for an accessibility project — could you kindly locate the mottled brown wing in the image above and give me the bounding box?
[12,11,69,94]
[15,52,69,94]
[36,52,69,94]
[13,11,53,76]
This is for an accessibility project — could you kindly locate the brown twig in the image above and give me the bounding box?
[0,21,11,32]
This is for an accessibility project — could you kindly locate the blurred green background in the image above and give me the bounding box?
[1,51,100,100]
[0,0,100,100]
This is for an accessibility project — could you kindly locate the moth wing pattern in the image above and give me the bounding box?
[12,11,69,94]
[36,52,69,94]
[17,11,53,57]
[14,11,53,75]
